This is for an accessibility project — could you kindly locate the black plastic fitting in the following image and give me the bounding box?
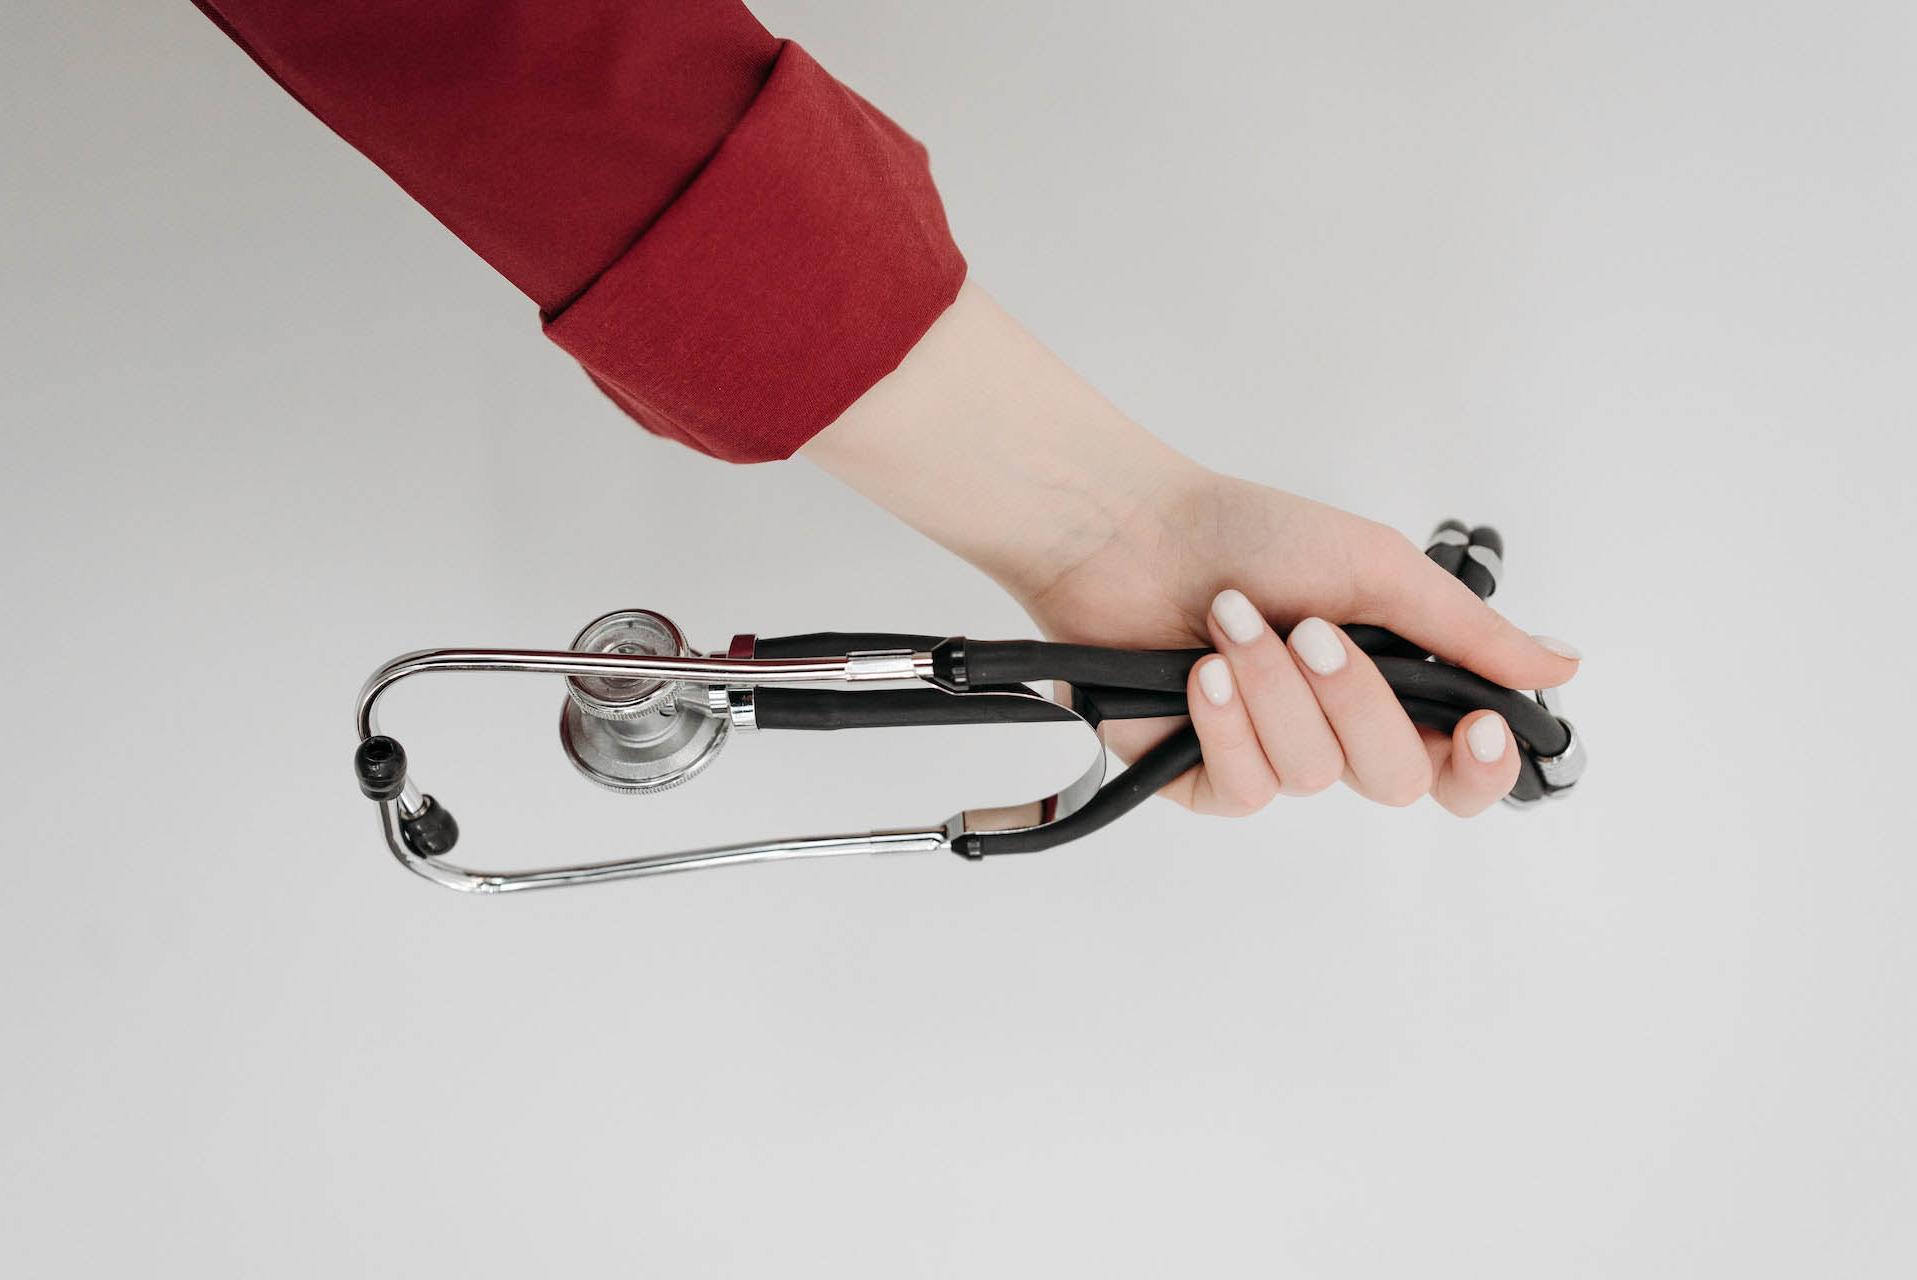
[1459,525,1504,600]
[354,735,408,802]
[398,795,459,858]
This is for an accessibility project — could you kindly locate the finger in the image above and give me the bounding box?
[1209,589,1345,795]
[1427,710,1524,817]
[1286,617,1432,807]
[1181,655,1280,816]
[1357,535,1582,691]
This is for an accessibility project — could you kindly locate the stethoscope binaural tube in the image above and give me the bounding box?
[350,518,1584,892]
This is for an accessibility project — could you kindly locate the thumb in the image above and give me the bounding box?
[1358,540,1581,690]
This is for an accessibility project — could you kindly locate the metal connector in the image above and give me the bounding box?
[844,649,923,682]
[1534,718,1585,790]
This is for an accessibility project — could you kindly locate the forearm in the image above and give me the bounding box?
[802,282,1200,603]
[196,1,962,463]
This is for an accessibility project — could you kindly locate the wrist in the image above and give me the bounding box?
[803,280,1202,601]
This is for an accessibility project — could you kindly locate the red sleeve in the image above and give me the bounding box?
[192,1,966,462]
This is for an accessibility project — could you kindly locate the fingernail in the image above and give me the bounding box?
[1210,588,1265,646]
[1197,656,1234,706]
[1290,617,1347,676]
[1466,713,1508,764]
[1532,635,1582,661]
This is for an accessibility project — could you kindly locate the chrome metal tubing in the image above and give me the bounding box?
[356,647,933,739]
[357,640,1110,893]
[359,647,936,814]
[376,804,952,894]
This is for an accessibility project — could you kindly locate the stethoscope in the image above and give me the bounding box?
[352,519,1585,893]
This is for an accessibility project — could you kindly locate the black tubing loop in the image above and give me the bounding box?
[1375,659,1569,758]
[354,735,408,802]
[955,726,1203,858]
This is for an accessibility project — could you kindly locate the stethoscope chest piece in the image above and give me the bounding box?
[558,608,729,794]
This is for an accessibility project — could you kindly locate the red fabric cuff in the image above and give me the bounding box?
[544,42,966,463]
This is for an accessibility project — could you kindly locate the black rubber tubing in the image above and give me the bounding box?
[753,660,1565,754]
[952,725,1204,858]
[751,519,1567,833]
[755,687,1075,731]
[953,640,1207,693]
[753,643,1565,757]
[1373,658,1568,758]
[1400,696,1547,801]
[956,675,1557,858]
[941,629,1430,692]
[1458,524,1503,600]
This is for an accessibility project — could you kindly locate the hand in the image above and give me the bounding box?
[805,281,1579,816]
[1013,473,1580,816]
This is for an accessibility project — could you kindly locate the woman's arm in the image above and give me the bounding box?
[193,0,963,460]
[807,282,1582,816]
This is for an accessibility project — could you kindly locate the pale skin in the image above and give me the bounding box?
[805,282,1581,817]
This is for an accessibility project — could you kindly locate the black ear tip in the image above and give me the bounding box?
[399,796,459,858]
[354,735,408,801]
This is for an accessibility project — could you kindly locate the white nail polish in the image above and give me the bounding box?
[1197,656,1234,706]
[1467,713,1508,764]
[1532,635,1582,661]
[1210,589,1265,646]
[1289,617,1347,676]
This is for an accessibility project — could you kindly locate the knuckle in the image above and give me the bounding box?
[1199,722,1257,761]
[1228,638,1293,687]
[1381,525,1421,559]
[1232,792,1274,818]
[1207,787,1269,819]
[1352,519,1415,561]
[1374,765,1433,808]
[1284,759,1343,796]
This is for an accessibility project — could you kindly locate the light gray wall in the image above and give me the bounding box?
[3,1,1913,1274]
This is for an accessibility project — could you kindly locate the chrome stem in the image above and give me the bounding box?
[377,804,951,894]
[357,646,938,739]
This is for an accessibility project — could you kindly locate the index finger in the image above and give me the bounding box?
[1355,536,1581,691]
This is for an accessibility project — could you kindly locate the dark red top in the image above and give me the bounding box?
[192,1,966,462]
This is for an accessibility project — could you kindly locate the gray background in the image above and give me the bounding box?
[4,1,1913,1274]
